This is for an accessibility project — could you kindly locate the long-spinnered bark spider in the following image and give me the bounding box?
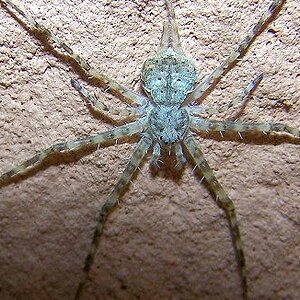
[0,0,299,299]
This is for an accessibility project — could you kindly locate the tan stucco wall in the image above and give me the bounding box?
[0,1,299,299]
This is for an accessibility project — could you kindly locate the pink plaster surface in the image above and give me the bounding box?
[0,0,299,299]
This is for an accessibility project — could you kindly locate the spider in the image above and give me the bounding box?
[0,0,299,299]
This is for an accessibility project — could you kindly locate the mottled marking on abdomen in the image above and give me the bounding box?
[141,48,196,105]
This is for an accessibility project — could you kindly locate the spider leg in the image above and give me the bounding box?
[190,117,300,138]
[0,121,145,186]
[184,135,248,300]
[186,104,219,118]
[220,74,263,120]
[160,0,183,53]
[75,134,152,300]
[1,0,147,106]
[184,0,284,105]
[70,78,145,118]
[189,74,262,118]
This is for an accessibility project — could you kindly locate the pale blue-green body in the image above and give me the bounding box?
[142,48,196,105]
[141,48,197,145]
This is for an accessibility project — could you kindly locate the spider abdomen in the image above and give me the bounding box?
[148,105,189,146]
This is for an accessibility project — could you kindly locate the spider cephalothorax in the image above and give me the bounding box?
[141,47,197,104]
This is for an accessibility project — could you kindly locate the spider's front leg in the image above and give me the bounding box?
[0,121,145,186]
[184,135,248,300]
[75,134,152,300]
[184,0,284,105]
[0,0,147,109]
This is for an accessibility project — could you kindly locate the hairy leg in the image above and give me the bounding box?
[184,135,248,299]
[221,74,263,120]
[1,0,147,106]
[184,0,284,105]
[75,134,152,300]
[188,74,263,118]
[159,0,183,54]
[70,79,145,118]
[190,117,300,138]
[0,121,145,186]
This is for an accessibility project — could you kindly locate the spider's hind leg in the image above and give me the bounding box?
[75,134,152,300]
[184,135,248,300]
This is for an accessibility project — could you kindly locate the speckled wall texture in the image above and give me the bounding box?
[0,0,299,299]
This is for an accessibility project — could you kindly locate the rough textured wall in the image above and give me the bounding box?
[0,0,299,299]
